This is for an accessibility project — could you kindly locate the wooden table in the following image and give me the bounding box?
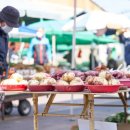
[4,89,130,130]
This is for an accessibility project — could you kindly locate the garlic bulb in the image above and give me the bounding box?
[108,79,120,85]
[99,71,112,80]
[70,77,84,85]
[61,72,75,82]
[28,79,39,85]
[93,77,108,85]
[19,80,28,85]
[1,79,18,85]
[40,78,56,85]
[10,73,23,82]
[33,72,50,81]
[56,80,69,85]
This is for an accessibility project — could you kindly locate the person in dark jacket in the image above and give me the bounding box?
[125,43,130,65]
[0,6,19,110]
[89,48,98,70]
[0,6,19,76]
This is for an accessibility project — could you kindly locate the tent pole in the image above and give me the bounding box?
[52,35,56,65]
[70,0,77,120]
[71,0,77,69]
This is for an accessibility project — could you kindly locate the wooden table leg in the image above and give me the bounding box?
[1,102,5,120]
[118,93,128,107]
[43,94,56,114]
[88,94,94,130]
[33,94,38,130]
[80,95,89,119]
[118,92,128,122]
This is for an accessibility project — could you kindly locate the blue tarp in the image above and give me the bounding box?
[19,22,36,34]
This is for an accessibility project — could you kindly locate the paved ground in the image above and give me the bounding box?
[0,94,128,130]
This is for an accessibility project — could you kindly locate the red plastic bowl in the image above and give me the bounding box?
[55,85,85,92]
[87,85,121,93]
[29,85,55,92]
[119,79,130,88]
[1,85,27,91]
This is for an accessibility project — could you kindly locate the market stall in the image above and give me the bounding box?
[1,65,130,130]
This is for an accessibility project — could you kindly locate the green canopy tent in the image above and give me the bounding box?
[62,31,94,45]
[56,44,72,51]
[26,19,96,47]
[94,35,117,44]
[45,31,95,51]
[24,19,118,48]
[9,31,117,50]
[9,37,32,43]
[46,31,117,47]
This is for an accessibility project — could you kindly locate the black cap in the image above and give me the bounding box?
[0,6,20,27]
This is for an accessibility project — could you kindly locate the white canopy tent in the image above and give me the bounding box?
[0,0,83,20]
[62,11,130,31]
[62,13,89,31]
[86,11,130,30]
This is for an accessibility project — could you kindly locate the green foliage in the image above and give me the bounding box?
[105,112,126,123]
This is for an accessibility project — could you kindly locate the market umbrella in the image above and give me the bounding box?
[62,12,88,31]
[45,31,117,46]
[9,27,36,59]
[106,13,130,29]
[27,19,67,32]
[19,22,36,34]
[62,12,105,32]
[62,11,130,32]
[9,28,35,42]
[86,11,130,30]
[9,22,36,43]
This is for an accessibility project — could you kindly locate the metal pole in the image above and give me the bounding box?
[52,35,56,65]
[71,0,77,69]
[70,0,77,120]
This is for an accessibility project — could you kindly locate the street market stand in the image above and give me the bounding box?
[4,89,130,130]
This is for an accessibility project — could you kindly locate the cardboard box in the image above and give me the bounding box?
[71,123,130,130]
[71,125,79,130]
[117,123,130,130]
